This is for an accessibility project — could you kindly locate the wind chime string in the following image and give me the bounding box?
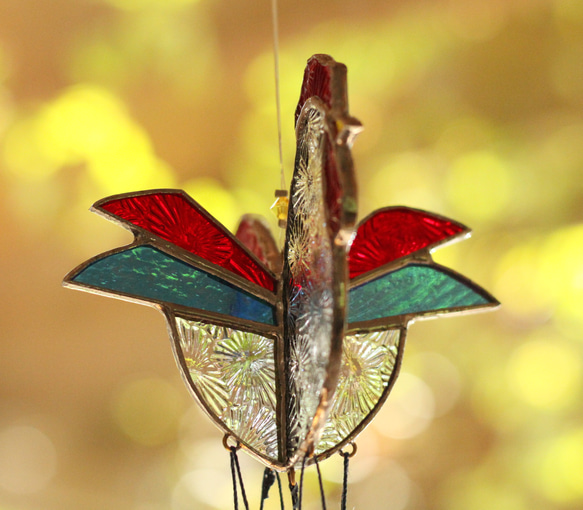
[229,446,250,510]
[271,0,286,190]
[297,455,307,510]
[339,443,357,510]
[313,456,327,510]
[289,475,299,509]
[276,471,285,509]
[260,468,276,510]
[259,468,285,510]
[339,452,349,510]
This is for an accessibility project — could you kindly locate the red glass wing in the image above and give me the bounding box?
[348,207,467,279]
[98,192,276,292]
[235,215,282,273]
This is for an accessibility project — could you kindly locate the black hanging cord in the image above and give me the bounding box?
[339,443,356,510]
[339,452,349,510]
[298,456,307,510]
[225,436,249,510]
[289,475,299,510]
[229,447,240,510]
[260,468,285,510]
[231,446,250,510]
[260,468,276,510]
[313,456,327,510]
[276,471,285,509]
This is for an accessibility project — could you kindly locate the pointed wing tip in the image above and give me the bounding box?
[349,206,474,279]
[62,262,88,288]
[482,294,501,309]
[92,188,187,211]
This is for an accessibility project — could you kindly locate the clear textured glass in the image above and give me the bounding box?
[284,104,334,459]
[316,329,401,454]
[175,318,278,460]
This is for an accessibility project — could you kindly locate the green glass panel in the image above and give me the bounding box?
[348,264,490,323]
[72,245,275,325]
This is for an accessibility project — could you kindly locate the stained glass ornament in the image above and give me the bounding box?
[64,54,498,474]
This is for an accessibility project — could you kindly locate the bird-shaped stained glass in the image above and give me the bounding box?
[64,54,498,472]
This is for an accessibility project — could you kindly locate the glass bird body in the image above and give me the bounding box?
[64,54,498,471]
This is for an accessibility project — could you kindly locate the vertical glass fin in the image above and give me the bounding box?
[174,318,279,461]
[295,55,335,122]
[283,103,335,461]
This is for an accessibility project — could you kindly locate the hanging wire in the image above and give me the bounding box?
[226,436,249,510]
[276,471,285,510]
[339,443,356,510]
[339,452,349,510]
[289,474,299,510]
[229,448,240,510]
[313,456,327,510]
[271,0,286,190]
[260,468,286,510]
[260,468,276,510]
[298,455,308,510]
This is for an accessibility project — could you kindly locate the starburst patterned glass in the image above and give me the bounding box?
[315,329,402,455]
[283,100,336,461]
[174,317,278,460]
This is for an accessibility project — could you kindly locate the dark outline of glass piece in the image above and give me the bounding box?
[96,189,278,292]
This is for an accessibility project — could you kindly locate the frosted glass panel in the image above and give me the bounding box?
[175,318,278,460]
[316,329,401,454]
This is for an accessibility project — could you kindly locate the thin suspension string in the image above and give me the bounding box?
[229,448,239,510]
[313,456,327,510]
[275,471,285,510]
[298,456,307,510]
[259,468,277,510]
[271,0,286,190]
[340,452,350,510]
[259,468,286,510]
[230,447,250,510]
[289,476,299,510]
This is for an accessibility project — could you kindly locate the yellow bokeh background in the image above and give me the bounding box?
[1,0,582,508]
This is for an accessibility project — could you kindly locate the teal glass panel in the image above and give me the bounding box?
[348,264,491,323]
[72,245,275,325]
